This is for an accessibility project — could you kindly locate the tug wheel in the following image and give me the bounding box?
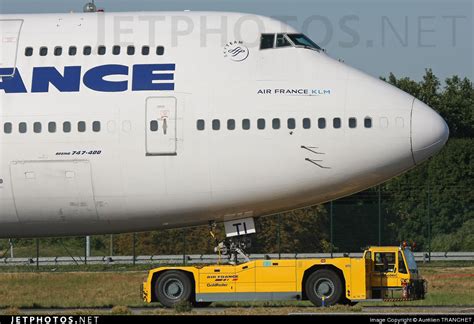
[155,271,192,308]
[305,269,343,307]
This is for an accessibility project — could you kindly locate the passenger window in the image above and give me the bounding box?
[333,118,341,129]
[396,117,404,128]
[54,47,62,56]
[197,120,205,131]
[19,122,27,134]
[349,118,357,128]
[156,46,165,55]
[380,117,389,128]
[260,34,275,50]
[227,119,236,130]
[127,46,135,55]
[48,122,56,133]
[25,47,33,57]
[112,46,121,55]
[83,46,92,56]
[98,46,106,55]
[364,117,372,128]
[257,119,266,130]
[303,118,311,129]
[150,120,159,132]
[4,123,12,134]
[374,252,396,272]
[276,34,291,48]
[212,120,220,131]
[287,118,296,130]
[318,118,326,129]
[78,121,86,132]
[142,46,150,55]
[242,119,251,130]
[63,122,71,133]
[39,47,48,56]
[69,46,77,56]
[272,118,281,129]
[107,120,117,133]
[93,121,101,132]
[34,122,42,133]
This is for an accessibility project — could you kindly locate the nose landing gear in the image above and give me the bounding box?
[209,219,255,265]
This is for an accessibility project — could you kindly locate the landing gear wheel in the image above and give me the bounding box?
[155,271,192,308]
[305,269,343,307]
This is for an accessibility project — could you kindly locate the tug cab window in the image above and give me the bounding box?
[398,251,408,274]
[374,252,396,272]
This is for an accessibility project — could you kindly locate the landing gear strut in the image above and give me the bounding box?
[209,221,252,265]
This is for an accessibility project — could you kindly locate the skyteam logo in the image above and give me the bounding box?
[223,41,249,62]
[0,64,175,94]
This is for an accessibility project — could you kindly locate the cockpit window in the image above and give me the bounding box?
[260,34,276,50]
[276,34,291,48]
[260,33,322,51]
[287,34,322,51]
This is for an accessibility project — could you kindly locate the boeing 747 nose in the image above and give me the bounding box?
[411,99,450,165]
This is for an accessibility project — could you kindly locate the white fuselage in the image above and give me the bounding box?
[0,12,449,238]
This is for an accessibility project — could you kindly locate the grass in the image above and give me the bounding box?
[0,263,472,313]
[0,272,149,308]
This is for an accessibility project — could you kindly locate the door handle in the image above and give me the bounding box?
[162,118,168,135]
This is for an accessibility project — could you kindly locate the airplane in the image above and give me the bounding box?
[0,10,449,239]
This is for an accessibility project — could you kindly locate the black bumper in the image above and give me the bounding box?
[408,279,427,299]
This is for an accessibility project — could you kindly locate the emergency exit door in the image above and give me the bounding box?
[0,20,23,77]
[146,97,178,156]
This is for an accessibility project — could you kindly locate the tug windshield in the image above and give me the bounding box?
[403,248,418,273]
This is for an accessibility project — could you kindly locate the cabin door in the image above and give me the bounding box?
[0,19,23,77]
[146,97,178,156]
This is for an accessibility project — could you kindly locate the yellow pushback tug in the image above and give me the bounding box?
[142,246,426,307]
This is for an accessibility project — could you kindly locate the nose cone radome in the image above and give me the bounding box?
[411,99,449,165]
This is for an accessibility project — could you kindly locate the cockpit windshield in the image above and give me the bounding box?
[260,33,322,51]
[287,34,322,51]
